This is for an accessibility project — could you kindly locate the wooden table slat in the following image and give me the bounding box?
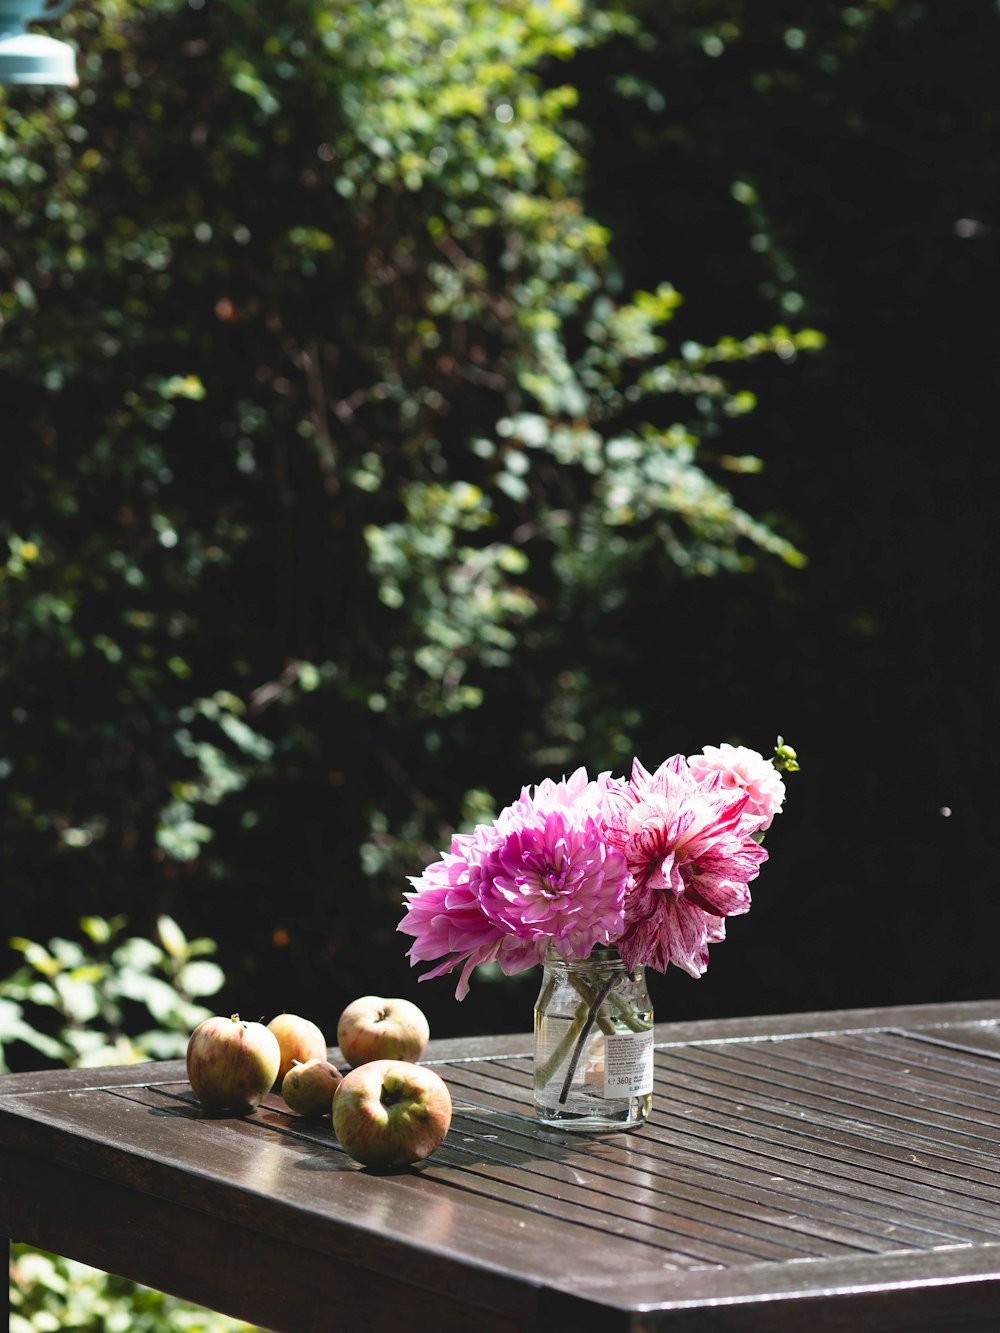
[689,1036,1000,1130]
[648,1069,1000,1214]
[432,1090,936,1259]
[660,1047,1000,1177]
[445,1098,950,1248]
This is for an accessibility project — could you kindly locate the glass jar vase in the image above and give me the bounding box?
[533,945,653,1131]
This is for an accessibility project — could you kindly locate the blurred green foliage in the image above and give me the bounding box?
[1,0,819,1033]
[10,1248,253,1333]
[0,914,224,1072]
[1,916,252,1332]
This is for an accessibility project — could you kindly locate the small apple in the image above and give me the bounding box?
[332,1059,452,1168]
[281,1058,343,1116]
[267,1012,328,1085]
[186,1014,281,1114]
[336,995,430,1067]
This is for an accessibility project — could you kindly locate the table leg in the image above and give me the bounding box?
[4,1237,9,1332]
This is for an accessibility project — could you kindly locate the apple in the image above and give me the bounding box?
[186,1014,281,1114]
[332,1059,452,1168]
[281,1058,343,1116]
[267,1012,328,1085]
[336,995,430,1067]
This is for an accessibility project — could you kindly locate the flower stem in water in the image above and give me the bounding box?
[557,974,618,1106]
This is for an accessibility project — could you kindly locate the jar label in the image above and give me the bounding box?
[603,1029,654,1098]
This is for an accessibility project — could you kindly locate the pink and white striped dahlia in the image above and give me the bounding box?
[398,768,629,998]
[687,743,787,831]
[601,755,769,976]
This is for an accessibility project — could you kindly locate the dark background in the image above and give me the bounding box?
[563,0,999,1027]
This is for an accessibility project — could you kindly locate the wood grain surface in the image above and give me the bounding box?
[4,999,1000,1331]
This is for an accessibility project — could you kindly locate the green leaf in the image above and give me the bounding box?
[156,915,188,961]
[79,916,116,945]
[177,960,226,999]
[53,974,102,1024]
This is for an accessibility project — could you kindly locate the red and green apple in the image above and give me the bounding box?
[267,1012,328,1085]
[186,1014,281,1114]
[336,996,430,1067]
[332,1058,452,1167]
[281,1058,343,1116]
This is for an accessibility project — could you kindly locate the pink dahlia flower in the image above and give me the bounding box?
[687,743,786,831]
[396,826,504,1000]
[602,755,768,976]
[478,770,628,963]
[398,767,628,998]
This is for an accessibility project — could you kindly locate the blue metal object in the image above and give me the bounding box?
[0,0,76,86]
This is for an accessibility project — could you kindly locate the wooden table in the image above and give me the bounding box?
[5,999,1000,1331]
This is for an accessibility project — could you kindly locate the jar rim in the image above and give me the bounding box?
[543,942,625,965]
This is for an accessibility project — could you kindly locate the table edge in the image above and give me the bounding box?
[1,996,997,1095]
